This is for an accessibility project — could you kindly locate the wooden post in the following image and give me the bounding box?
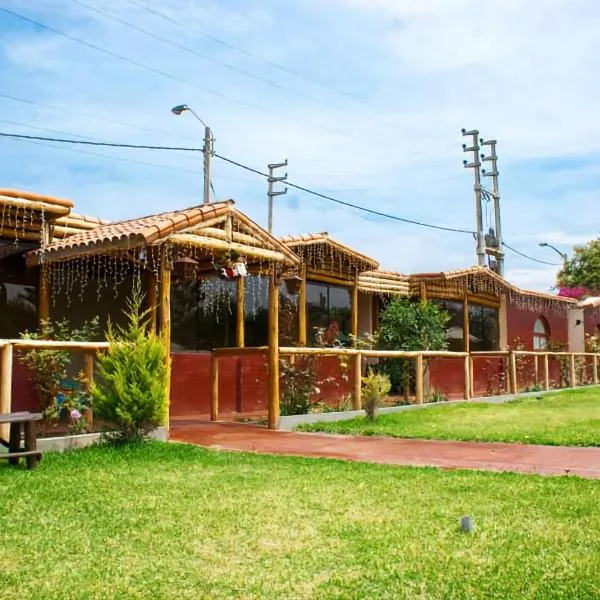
[569,353,576,388]
[593,355,599,386]
[0,345,13,440]
[38,265,50,326]
[464,354,471,400]
[463,293,470,353]
[353,351,362,410]
[236,277,245,348]
[210,353,218,421]
[415,354,424,404]
[159,254,172,425]
[83,351,95,430]
[298,265,307,346]
[419,281,428,304]
[544,353,550,391]
[534,354,539,387]
[351,279,359,339]
[469,355,474,398]
[267,268,280,429]
[146,271,158,334]
[509,350,517,394]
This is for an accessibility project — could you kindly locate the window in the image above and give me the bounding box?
[0,253,37,338]
[468,304,499,352]
[533,317,550,350]
[433,299,499,352]
[306,281,351,345]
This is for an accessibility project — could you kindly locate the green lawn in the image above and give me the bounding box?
[298,387,600,446]
[1,443,599,599]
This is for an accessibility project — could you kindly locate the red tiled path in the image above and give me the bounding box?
[170,421,600,479]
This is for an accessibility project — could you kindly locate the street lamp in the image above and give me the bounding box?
[171,104,213,205]
[539,242,568,262]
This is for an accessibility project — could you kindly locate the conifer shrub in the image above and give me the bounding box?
[362,370,391,420]
[92,286,168,444]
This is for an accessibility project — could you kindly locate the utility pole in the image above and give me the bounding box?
[267,160,288,233]
[480,138,504,276]
[203,125,213,205]
[462,129,486,267]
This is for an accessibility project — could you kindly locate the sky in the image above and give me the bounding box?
[1,0,599,291]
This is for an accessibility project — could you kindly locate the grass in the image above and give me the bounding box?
[297,387,600,446]
[1,442,600,599]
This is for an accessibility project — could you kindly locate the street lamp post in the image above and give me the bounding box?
[171,104,213,205]
[539,242,568,262]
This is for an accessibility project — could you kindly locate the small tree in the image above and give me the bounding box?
[378,299,449,394]
[362,370,391,420]
[92,286,167,443]
[558,237,600,291]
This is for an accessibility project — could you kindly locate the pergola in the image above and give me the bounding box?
[26,200,300,427]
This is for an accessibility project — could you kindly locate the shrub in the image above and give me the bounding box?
[362,370,391,420]
[92,286,167,444]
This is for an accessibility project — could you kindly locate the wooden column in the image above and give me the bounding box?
[534,354,539,387]
[298,265,307,346]
[569,353,576,388]
[210,354,219,421]
[463,293,470,353]
[146,271,158,334]
[353,351,362,410]
[83,352,95,430]
[236,277,245,348]
[38,265,50,326]
[420,281,428,304]
[509,350,517,394]
[159,254,172,426]
[593,355,599,386]
[351,279,359,339]
[0,345,13,440]
[469,355,475,398]
[464,354,471,400]
[544,353,550,391]
[415,354,424,404]
[267,268,280,429]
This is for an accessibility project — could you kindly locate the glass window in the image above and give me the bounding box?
[0,252,37,338]
[433,300,465,352]
[533,317,550,350]
[244,275,268,347]
[468,304,499,352]
[306,281,351,345]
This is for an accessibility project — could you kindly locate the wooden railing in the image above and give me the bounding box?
[210,346,600,425]
[0,339,110,438]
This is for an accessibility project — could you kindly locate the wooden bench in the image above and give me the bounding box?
[0,412,43,469]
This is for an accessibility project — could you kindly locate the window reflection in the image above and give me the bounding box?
[306,281,351,345]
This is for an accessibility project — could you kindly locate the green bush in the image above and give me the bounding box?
[362,370,391,420]
[92,286,167,444]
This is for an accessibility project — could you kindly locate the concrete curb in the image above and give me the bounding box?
[277,386,600,430]
[37,427,168,452]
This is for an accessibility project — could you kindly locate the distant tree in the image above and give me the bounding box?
[558,237,600,292]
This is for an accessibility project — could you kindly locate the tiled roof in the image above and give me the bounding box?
[29,202,234,263]
[279,232,379,270]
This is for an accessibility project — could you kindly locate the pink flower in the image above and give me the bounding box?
[70,409,82,420]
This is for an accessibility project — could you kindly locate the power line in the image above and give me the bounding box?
[0,130,475,235]
[70,0,324,105]
[0,8,341,135]
[125,0,362,101]
[501,242,560,267]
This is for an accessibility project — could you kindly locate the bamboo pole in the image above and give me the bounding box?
[160,254,172,425]
[464,354,471,400]
[0,345,13,440]
[353,351,362,410]
[298,265,307,346]
[469,355,474,398]
[146,271,158,334]
[351,279,359,338]
[38,265,50,326]
[509,350,517,394]
[267,268,280,429]
[569,353,576,388]
[83,351,95,430]
[544,353,550,391]
[420,281,428,303]
[593,355,599,385]
[463,293,470,354]
[415,354,424,404]
[236,277,245,348]
[534,354,539,387]
[210,354,219,421]
[11,340,110,351]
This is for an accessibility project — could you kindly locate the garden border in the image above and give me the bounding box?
[277,386,600,430]
[37,427,168,452]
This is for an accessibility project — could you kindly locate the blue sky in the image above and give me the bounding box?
[1,0,599,291]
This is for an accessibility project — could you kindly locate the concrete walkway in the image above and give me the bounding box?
[169,421,600,479]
